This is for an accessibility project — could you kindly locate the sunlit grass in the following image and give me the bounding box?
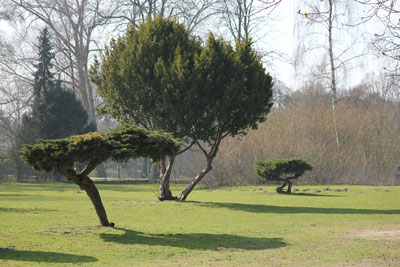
[0,183,399,266]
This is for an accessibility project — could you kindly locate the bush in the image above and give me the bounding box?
[255,158,312,193]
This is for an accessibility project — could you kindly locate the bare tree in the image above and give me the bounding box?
[218,0,281,43]
[355,0,400,78]
[3,0,122,124]
[296,0,365,149]
[105,0,220,35]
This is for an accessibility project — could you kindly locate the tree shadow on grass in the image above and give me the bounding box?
[0,207,58,213]
[189,201,400,215]
[289,193,342,197]
[100,229,287,251]
[0,248,97,263]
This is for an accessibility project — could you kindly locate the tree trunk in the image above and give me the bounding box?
[159,157,176,201]
[286,180,292,193]
[152,164,160,181]
[177,157,212,201]
[57,165,114,227]
[78,176,114,227]
[276,179,292,194]
[276,182,286,194]
[141,158,148,178]
[327,0,340,149]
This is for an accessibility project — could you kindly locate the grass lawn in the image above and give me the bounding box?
[0,183,399,266]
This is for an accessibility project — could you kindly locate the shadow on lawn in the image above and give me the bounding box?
[190,202,400,215]
[100,229,287,251]
[288,193,341,197]
[0,248,97,263]
[0,207,58,213]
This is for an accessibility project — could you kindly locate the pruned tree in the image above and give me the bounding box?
[91,16,201,200]
[92,16,274,201]
[176,35,274,200]
[255,158,312,193]
[20,124,180,226]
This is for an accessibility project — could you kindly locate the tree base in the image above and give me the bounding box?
[276,180,293,194]
[158,195,177,201]
[102,222,115,227]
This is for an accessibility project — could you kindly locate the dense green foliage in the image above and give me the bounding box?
[92,16,273,142]
[255,158,313,182]
[13,28,94,179]
[91,16,200,137]
[33,27,55,100]
[20,124,181,173]
[20,28,94,142]
[92,16,274,199]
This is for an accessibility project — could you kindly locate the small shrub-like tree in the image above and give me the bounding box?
[20,124,180,226]
[255,159,312,194]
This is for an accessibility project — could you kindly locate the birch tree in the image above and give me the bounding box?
[296,0,364,149]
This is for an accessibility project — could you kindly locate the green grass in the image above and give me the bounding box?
[0,183,399,266]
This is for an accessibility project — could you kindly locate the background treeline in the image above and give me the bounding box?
[206,81,400,186]
[1,1,400,185]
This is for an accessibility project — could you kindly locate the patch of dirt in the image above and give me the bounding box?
[349,227,400,242]
[335,258,400,267]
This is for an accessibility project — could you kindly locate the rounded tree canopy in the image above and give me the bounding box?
[91,16,274,143]
[20,124,181,173]
[255,158,313,182]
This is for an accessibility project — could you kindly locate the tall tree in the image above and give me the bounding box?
[3,0,122,124]
[296,0,363,149]
[33,27,55,101]
[177,35,274,200]
[356,0,400,80]
[91,16,200,200]
[92,16,274,201]
[107,0,219,35]
[15,28,94,180]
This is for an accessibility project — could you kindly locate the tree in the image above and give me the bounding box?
[33,28,55,101]
[255,158,312,193]
[176,35,274,200]
[105,0,219,35]
[92,16,274,201]
[296,0,363,149]
[2,0,123,124]
[92,16,201,200]
[355,0,400,78]
[20,124,180,226]
[14,28,95,180]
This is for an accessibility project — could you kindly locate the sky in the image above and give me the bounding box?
[0,1,388,94]
[255,0,386,92]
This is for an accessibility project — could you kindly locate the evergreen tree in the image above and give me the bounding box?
[33,27,55,102]
[92,17,274,200]
[20,124,180,226]
[14,28,94,180]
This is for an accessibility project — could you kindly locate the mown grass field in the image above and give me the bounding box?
[0,183,399,266]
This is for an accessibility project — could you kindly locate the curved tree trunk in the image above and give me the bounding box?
[276,182,287,194]
[177,157,212,201]
[57,162,114,227]
[159,157,176,201]
[79,176,114,227]
[276,179,293,194]
[286,180,293,193]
